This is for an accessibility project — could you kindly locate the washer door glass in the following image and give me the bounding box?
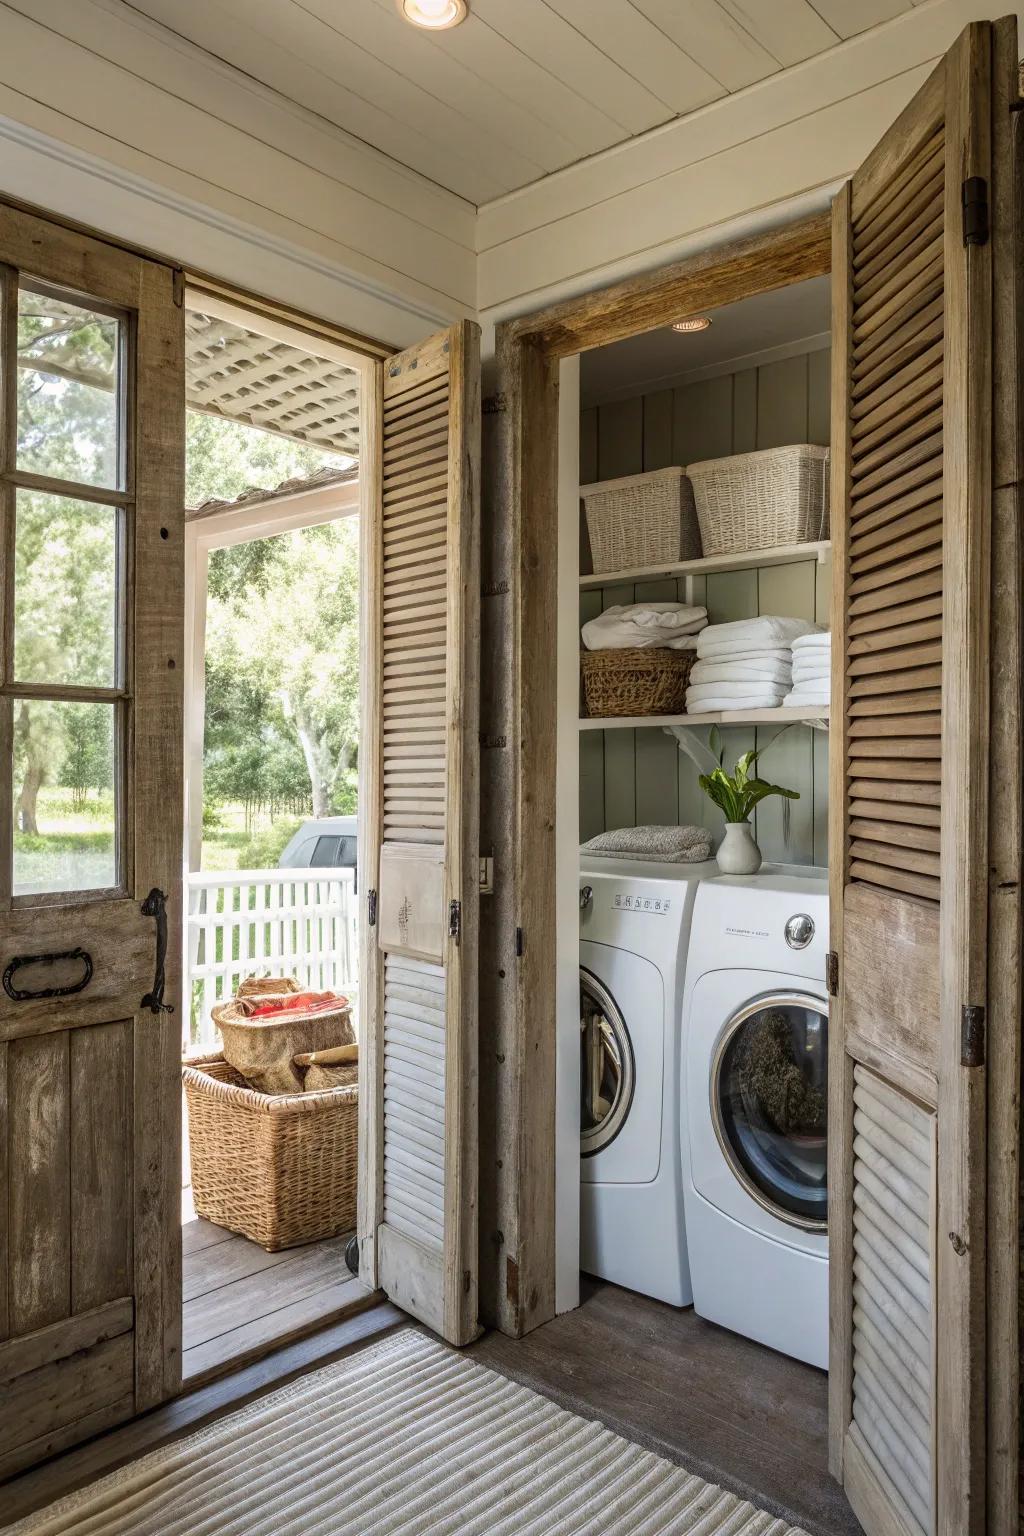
[713,992,828,1228]
[580,969,634,1157]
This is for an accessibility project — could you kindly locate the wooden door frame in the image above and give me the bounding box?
[486,187,1020,1519]
[485,211,831,1338]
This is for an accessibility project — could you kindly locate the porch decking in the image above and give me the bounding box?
[182,1219,368,1384]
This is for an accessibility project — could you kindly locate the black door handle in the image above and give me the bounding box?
[141,888,174,1015]
[3,947,93,1000]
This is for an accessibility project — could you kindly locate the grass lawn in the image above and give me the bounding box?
[11,790,308,887]
[14,788,115,892]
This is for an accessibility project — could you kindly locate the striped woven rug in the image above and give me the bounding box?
[7,1329,809,1535]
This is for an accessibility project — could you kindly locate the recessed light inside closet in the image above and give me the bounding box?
[397,0,468,28]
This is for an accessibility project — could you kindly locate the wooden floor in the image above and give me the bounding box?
[4,1277,861,1534]
[471,1276,861,1536]
[182,1218,368,1383]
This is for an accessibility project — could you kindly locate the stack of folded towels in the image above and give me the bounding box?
[581,601,707,652]
[783,630,831,709]
[581,824,713,864]
[685,615,825,714]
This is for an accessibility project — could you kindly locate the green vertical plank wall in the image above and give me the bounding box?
[579,343,831,867]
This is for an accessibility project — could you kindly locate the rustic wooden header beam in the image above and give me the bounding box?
[505,211,831,360]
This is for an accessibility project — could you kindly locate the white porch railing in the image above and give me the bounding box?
[185,868,359,1051]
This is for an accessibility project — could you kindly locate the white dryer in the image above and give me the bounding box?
[579,855,716,1306]
[680,869,829,1368]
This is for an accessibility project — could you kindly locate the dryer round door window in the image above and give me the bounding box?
[711,991,828,1230]
[580,969,635,1157]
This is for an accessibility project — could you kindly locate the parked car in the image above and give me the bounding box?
[279,816,358,878]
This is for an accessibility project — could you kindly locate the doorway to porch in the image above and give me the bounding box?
[179,295,371,1382]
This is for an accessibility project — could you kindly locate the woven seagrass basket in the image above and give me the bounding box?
[687,444,830,557]
[580,468,701,574]
[183,1053,358,1251]
[581,647,695,719]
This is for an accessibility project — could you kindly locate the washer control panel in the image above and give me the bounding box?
[784,912,815,950]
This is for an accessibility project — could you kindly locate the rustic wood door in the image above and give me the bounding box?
[0,205,184,1477]
[829,18,1020,1536]
[356,320,481,1346]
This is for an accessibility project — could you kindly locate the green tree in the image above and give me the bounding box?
[185,412,349,508]
[204,519,359,824]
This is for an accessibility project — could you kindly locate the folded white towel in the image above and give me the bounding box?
[792,631,831,652]
[783,684,830,707]
[697,616,823,657]
[582,603,707,652]
[689,658,793,685]
[581,824,713,862]
[696,642,792,660]
[791,659,830,681]
[686,680,788,700]
[687,692,789,713]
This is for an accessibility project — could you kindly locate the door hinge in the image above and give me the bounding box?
[449,898,461,944]
[515,926,524,957]
[368,888,378,927]
[962,176,989,246]
[825,950,839,998]
[961,1004,986,1068]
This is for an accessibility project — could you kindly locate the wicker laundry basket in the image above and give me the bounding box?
[581,468,701,574]
[183,1053,358,1251]
[687,445,830,557]
[581,647,695,719]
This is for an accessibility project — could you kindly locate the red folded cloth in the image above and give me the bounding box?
[242,991,348,1018]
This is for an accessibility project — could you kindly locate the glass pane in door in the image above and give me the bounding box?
[16,287,121,489]
[14,490,119,687]
[12,699,117,894]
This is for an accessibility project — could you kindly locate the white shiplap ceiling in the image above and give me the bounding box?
[123,0,919,205]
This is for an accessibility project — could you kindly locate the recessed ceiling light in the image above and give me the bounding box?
[397,0,468,28]
[672,316,712,334]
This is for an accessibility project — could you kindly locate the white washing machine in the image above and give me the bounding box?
[579,854,717,1306]
[680,868,830,1368]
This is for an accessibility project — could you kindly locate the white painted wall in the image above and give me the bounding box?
[0,0,475,347]
[555,356,582,1315]
[478,0,1024,329]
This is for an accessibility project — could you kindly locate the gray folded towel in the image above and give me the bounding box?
[581,824,713,863]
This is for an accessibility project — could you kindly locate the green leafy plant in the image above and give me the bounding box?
[698,730,800,825]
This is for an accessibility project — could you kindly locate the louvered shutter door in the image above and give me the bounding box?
[357,321,481,1347]
[830,22,1007,1536]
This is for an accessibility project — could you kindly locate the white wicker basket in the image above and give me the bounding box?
[580,467,701,575]
[687,445,830,557]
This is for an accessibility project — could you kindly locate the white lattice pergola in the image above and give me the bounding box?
[185,310,361,456]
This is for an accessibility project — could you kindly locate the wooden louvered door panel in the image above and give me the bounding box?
[829,20,1016,1536]
[357,321,481,1346]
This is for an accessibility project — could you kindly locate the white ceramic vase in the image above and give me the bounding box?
[717,820,762,875]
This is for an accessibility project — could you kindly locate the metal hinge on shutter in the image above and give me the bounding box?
[449,898,461,944]
[826,950,839,998]
[962,177,989,246]
[961,1004,986,1068]
[368,888,378,927]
